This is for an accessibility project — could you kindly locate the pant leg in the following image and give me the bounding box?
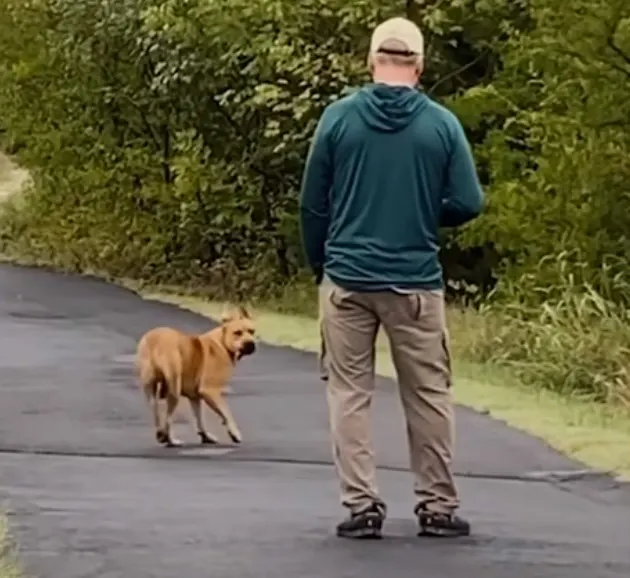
[320,281,384,514]
[375,289,459,514]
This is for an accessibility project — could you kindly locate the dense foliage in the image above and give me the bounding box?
[0,0,629,405]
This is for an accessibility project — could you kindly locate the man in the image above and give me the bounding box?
[299,16,484,540]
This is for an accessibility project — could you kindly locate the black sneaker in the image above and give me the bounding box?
[417,509,470,537]
[336,504,385,539]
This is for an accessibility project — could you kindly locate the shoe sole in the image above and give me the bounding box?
[337,527,383,539]
[418,526,470,538]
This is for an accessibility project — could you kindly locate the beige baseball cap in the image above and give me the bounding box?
[369,16,424,58]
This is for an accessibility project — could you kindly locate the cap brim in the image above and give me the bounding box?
[376,47,418,57]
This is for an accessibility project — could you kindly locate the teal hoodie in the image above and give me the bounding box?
[299,84,484,291]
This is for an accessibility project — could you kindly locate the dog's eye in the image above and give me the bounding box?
[248,329,255,336]
[233,330,243,337]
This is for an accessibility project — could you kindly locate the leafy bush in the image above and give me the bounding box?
[454,0,630,294]
[0,0,512,296]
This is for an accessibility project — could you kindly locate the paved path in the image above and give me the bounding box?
[0,263,628,578]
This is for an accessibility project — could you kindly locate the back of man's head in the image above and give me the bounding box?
[368,17,425,85]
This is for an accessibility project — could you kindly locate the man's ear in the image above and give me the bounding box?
[367,53,375,74]
[416,60,424,79]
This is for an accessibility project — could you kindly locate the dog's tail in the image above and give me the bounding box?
[136,342,163,400]
[139,370,167,401]
[136,333,171,401]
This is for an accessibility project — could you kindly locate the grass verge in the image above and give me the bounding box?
[0,154,29,203]
[0,515,21,578]
[142,288,630,482]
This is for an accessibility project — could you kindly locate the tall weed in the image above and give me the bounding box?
[455,252,630,407]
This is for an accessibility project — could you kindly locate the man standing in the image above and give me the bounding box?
[299,17,484,539]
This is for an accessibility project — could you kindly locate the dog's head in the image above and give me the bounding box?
[220,304,257,360]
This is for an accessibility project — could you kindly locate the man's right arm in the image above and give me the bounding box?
[440,118,485,227]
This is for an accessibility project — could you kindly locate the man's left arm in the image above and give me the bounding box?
[299,110,334,282]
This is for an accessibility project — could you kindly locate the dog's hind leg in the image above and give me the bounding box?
[188,397,219,445]
[140,376,166,444]
[150,391,162,434]
[157,375,183,448]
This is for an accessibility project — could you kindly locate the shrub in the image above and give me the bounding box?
[0,0,525,296]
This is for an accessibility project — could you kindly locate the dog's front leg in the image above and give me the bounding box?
[200,389,242,444]
[188,397,219,445]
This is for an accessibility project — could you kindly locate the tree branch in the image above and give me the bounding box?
[406,0,414,19]
[604,10,630,74]
[205,93,299,189]
[607,37,630,66]
[556,46,630,79]
[427,48,491,96]
[585,117,630,130]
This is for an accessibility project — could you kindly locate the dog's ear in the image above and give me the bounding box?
[220,303,234,324]
[237,305,251,319]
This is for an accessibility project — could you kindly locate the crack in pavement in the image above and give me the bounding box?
[0,446,615,485]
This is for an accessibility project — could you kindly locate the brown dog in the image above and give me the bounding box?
[135,305,256,447]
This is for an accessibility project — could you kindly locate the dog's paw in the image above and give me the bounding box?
[156,430,182,448]
[227,429,242,444]
[165,436,183,448]
[198,431,219,445]
[155,430,169,445]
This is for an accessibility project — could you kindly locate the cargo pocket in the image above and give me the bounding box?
[318,285,336,382]
[406,292,423,321]
[442,329,453,388]
[328,284,355,311]
[327,285,339,308]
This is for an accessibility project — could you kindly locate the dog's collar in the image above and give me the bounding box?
[220,327,238,364]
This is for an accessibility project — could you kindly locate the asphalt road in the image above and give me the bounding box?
[0,263,628,578]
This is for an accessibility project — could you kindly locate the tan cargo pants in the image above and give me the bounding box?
[320,279,459,515]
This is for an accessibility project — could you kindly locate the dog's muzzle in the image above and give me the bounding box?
[240,341,256,356]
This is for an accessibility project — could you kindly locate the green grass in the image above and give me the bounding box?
[142,290,630,482]
[0,154,29,202]
[0,516,21,578]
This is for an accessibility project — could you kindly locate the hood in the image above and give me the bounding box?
[354,83,429,133]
